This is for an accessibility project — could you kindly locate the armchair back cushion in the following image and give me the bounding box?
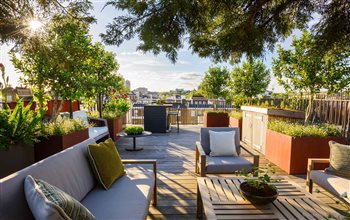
[73,111,89,126]
[325,141,350,178]
[200,127,240,155]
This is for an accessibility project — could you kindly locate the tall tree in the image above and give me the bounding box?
[11,12,122,120]
[273,30,350,122]
[230,59,270,106]
[198,66,230,104]
[101,1,349,63]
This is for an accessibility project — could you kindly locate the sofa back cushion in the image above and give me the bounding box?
[325,141,350,178]
[73,110,89,126]
[200,127,241,155]
[0,138,97,220]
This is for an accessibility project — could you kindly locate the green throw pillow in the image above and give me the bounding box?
[325,141,350,178]
[88,138,125,189]
[24,175,95,220]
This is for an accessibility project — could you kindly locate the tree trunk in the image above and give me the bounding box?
[98,93,103,118]
[51,95,64,122]
[69,99,73,119]
[304,95,313,124]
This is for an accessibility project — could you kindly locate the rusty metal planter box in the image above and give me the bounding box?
[34,128,88,162]
[265,129,346,174]
[229,117,242,140]
[107,117,123,141]
[203,112,229,127]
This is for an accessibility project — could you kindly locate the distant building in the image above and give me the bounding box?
[133,87,148,96]
[125,80,131,90]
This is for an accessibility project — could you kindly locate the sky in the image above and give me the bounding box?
[0,1,306,93]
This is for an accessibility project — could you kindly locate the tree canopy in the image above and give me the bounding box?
[0,0,94,45]
[198,66,230,101]
[273,31,350,95]
[230,59,270,106]
[101,0,349,63]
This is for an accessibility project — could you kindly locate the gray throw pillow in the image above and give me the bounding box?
[24,175,95,220]
[325,141,350,178]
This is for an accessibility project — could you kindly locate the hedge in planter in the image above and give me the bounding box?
[203,110,229,127]
[34,118,89,162]
[266,120,345,174]
[0,100,43,178]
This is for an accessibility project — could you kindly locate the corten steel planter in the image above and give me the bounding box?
[229,117,242,140]
[203,112,229,127]
[107,117,123,141]
[265,129,346,174]
[34,128,88,162]
[0,143,34,178]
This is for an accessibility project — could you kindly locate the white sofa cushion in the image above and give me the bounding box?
[73,111,89,126]
[209,130,238,157]
[89,127,108,140]
[81,165,155,220]
[311,170,350,202]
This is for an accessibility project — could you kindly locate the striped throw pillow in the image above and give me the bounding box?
[325,141,350,178]
[24,175,95,220]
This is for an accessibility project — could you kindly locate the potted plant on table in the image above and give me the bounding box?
[124,126,144,135]
[0,99,43,178]
[238,164,279,205]
[103,98,131,140]
[203,110,229,127]
[34,117,89,162]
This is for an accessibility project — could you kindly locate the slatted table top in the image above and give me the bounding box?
[197,177,343,220]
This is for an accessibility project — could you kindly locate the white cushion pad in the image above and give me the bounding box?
[209,130,237,157]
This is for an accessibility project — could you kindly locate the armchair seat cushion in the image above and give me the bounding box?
[81,165,155,220]
[206,156,253,174]
[310,170,350,199]
[89,127,108,140]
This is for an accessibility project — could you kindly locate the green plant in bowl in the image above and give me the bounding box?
[124,126,144,135]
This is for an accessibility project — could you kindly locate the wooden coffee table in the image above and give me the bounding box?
[197,177,343,220]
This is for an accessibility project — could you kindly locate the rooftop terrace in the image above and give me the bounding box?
[116,125,350,219]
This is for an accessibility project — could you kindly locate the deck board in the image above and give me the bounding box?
[116,125,349,219]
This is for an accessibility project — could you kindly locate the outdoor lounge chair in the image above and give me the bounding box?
[307,158,350,204]
[195,127,259,177]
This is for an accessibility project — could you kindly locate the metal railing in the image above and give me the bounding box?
[124,107,234,125]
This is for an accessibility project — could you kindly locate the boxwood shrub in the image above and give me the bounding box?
[268,120,341,137]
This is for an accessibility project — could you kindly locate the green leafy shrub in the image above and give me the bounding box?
[229,111,242,120]
[103,98,131,119]
[0,99,43,150]
[124,126,144,135]
[204,110,228,114]
[268,120,342,137]
[39,117,89,137]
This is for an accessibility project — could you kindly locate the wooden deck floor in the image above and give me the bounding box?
[116,125,349,219]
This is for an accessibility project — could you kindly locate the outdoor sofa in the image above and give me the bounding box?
[307,158,350,204]
[0,138,157,220]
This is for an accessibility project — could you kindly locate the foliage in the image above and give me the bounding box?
[0,99,43,150]
[198,66,230,101]
[0,1,95,45]
[238,164,277,191]
[204,110,228,114]
[273,30,350,122]
[102,98,131,119]
[0,63,10,104]
[273,30,350,95]
[230,59,270,105]
[11,10,123,119]
[124,126,144,135]
[186,89,203,99]
[229,111,242,120]
[268,120,342,137]
[39,117,88,137]
[101,1,349,63]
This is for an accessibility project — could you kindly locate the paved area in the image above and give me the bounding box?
[116,125,349,219]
